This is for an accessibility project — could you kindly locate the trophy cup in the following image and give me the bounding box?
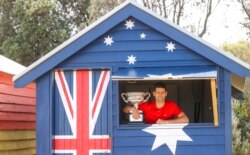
[121,92,150,123]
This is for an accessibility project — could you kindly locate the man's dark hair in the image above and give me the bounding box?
[153,82,167,91]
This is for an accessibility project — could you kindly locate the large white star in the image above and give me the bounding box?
[143,124,192,154]
[127,55,137,65]
[125,19,135,29]
[104,36,114,46]
[166,41,176,52]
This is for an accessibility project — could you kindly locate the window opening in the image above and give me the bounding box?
[118,79,218,126]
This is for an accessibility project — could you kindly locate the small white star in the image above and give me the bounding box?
[127,55,137,65]
[104,36,114,46]
[125,19,135,29]
[140,33,146,39]
[166,41,176,52]
[143,124,192,154]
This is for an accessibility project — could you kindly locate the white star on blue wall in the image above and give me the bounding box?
[104,36,114,46]
[143,124,192,154]
[125,19,135,29]
[166,41,176,52]
[140,33,146,39]
[127,55,137,65]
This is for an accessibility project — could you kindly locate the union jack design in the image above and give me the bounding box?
[52,70,111,155]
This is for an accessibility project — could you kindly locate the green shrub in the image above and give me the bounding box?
[232,93,250,155]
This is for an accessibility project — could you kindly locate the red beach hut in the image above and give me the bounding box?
[0,55,36,154]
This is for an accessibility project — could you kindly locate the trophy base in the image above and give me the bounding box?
[128,111,144,123]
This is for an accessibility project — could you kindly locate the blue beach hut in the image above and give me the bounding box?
[14,1,250,155]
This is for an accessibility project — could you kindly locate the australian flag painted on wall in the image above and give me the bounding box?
[52,70,111,155]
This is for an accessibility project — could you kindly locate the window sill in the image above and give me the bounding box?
[118,123,218,130]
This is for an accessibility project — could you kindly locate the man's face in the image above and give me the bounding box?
[153,88,167,103]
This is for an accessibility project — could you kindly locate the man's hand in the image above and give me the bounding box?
[131,108,141,120]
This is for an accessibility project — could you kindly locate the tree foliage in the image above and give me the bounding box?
[232,95,250,155]
[222,40,250,63]
[0,0,90,66]
[222,41,250,92]
[87,0,125,25]
[0,0,15,55]
[54,0,90,31]
[3,0,69,66]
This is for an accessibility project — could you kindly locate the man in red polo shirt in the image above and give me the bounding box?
[123,82,189,124]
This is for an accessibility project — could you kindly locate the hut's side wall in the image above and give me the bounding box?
[0,71,36,154]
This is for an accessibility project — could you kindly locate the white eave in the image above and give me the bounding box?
[0,55,26,75]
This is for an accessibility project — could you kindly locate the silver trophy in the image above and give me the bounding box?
[121,92,150,122]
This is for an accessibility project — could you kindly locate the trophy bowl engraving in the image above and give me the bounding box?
[121,92,150,105]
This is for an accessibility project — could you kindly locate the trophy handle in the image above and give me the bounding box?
[121,93,129,103]
[143,92,151,102]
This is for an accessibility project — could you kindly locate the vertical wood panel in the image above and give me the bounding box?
[223,70,232,155]
[36,72,51,155]
[210,79,218,126]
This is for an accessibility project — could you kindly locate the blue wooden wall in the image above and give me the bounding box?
[59,17,213,69]
[35,16,232,155]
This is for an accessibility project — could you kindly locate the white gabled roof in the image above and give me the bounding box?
[0,55,26,75]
